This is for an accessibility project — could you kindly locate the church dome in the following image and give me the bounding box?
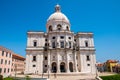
[47,4,70,24]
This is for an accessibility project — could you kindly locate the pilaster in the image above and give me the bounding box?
[57,52,60,73]
[66,51,70,73]
[74,52,78,72]
[40,53,43,73]
[48,51,51,73]
[37,54,40,74]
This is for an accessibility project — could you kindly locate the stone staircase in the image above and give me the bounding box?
[36,73,96,80]
[16,73,97,80]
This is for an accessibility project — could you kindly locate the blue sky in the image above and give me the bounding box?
[0,0,120,62]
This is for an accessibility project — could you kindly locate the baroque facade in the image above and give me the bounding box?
[25,4,96,74]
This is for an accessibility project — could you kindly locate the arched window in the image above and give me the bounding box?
[49,25,52,31]
[57,24,62,31]
[66,26,69,31]
[33,40,37,47]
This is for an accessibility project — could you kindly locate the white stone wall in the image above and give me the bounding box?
[78,35,94,47]
[25,51,43,74]
[25,32,96,74]
[76,33,96,74]
[27,33,45,47]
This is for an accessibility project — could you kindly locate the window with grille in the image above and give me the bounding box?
[61,41,64,48]
[52,42,55,48]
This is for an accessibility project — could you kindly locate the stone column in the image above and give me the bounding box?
[40,53,43,73]
[74,52,78,72]
[25,54,29,74]
[57,52,60,73]
[30,54,33,73]
[66,51,70,73]
[80,53,85,72]
[47,51,51,73]
[37,54,40,74]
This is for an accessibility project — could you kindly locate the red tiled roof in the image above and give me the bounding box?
[106,60,118,63]
[97,63,103,67]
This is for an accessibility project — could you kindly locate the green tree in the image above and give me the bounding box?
[25,75,30,80]
[0,75,3,80]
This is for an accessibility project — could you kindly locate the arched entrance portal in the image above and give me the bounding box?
[69,62,73,72]
[51,62,57,73]
[60,62,66,72]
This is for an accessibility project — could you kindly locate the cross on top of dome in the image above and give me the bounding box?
[55,4,61,12]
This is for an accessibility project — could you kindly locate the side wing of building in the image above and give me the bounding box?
[25,31,45,74]
[76,32,96,74]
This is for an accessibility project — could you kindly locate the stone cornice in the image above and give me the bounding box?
[26,49,44,51]
[47,20,70,27]
[48,30,74,35]
[75,32,93,37]
[27,31,45,35]
[80,48,96,51]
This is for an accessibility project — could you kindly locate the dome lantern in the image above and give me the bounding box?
[55,4,61,12]
[47,4,70,24]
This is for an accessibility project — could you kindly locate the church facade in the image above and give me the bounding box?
[25,4,96,74]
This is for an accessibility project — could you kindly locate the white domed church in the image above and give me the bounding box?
[25,4,96,74]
